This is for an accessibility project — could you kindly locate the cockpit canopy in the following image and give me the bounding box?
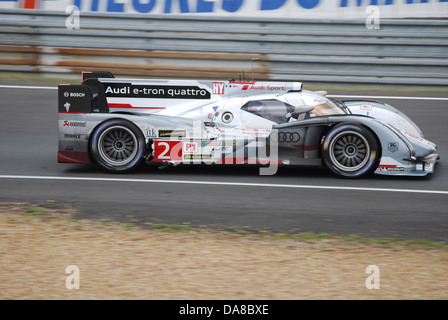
[241,99,293,123]
[241,95,346,124]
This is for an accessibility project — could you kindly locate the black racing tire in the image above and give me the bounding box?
[321,123,380,178]
[89,119,146,173]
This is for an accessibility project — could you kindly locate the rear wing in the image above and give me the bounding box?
[82,71,302,100]
[82,71,115,82]
[60,71,303,114]
[58,79,110,114]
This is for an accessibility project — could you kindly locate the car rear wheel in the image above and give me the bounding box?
[322,123,380,178]
[90,119,145,173]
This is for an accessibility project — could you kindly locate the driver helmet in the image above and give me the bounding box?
[247,101,264,111]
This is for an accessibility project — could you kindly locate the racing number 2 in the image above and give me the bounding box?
[153,141,183,161]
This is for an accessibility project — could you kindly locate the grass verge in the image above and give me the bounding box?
[2,203,447,250]
[2,202,447,299]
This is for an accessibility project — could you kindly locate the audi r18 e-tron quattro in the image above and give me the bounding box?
[57,71,439,178]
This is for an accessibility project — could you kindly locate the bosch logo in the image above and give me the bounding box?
[278,132,301,143]
[64,91,85,98]
[71,92,86,98]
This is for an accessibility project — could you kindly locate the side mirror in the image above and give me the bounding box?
[294,105,314,114]
[315,91,327,96]
[287,105,314,120]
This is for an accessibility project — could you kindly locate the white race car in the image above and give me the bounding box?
[57,71,439,178]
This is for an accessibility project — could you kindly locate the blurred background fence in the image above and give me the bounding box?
[0,9,447,89]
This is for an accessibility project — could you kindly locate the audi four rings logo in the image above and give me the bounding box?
[278,132,301,142]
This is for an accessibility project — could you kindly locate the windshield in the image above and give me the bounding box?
[309,101,346,117]
[241,97,346,125]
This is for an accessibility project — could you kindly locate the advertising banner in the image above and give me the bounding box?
[0,0,447,19]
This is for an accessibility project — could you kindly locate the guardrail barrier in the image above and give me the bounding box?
[0,9,447,89]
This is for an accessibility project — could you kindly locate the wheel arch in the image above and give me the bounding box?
[320,121,383,178]
[319,120,382,161]
[88,117,146,158]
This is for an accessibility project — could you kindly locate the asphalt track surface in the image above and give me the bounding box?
[0,81,447,242]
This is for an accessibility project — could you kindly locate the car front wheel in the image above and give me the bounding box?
[321,123,380,178]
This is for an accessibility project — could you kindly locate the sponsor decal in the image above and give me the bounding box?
[64,91,86,98]
[242,84,285,91]
[183,141,199,153]
[202,140,243,147]
[360,104,373,111]
[313,98,327,104]
[158,129,187,138]
[184,154,212,160]
[145,128,157,138]
[64,102,71,112]
[379,166,404,172]
[104,83,210,99]
[212,82,225,95]
[63,121,86,127]
[278,132,301,143]
[388,142,399,153]
[403,131,424,142]
[211,146,233,153]
[64,134,81,139]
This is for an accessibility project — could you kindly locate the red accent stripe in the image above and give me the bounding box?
[58,151,89,164]
[217,157,284,165]
[378,165,398,168]
[289,145,318,151]
[305,145,318,151]
[229,81,256,85]
[254,159,284,165]
[59,112,89,114]
[217,157,248,164]
[21,0,39,9]
[109,103,165,110]
[81,71,92,81]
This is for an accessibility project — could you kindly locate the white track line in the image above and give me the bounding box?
[0,85,57,90]
[0,85,447,101]
[0,175,447,195]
